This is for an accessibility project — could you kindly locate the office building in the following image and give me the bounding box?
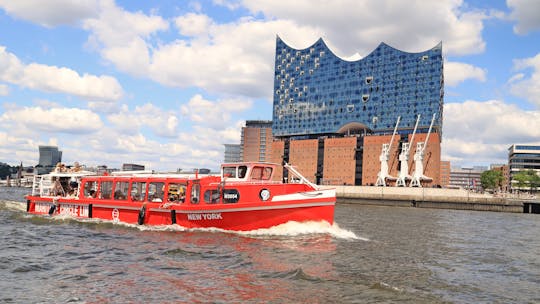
[440,161,451,188]
[508,144,540,192]
[122,163,145,171]
[36,145,62,174]
[223,144,242,163]
[241,120,273,162]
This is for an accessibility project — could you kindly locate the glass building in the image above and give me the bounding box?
[272,37,443,138]
[37,145,62,174]
[508,144,540,192]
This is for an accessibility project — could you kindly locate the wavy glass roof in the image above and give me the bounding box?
[272,36,443,138]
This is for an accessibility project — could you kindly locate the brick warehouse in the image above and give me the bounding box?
[240,37,444,186]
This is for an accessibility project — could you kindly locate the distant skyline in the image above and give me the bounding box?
[0,0,539,171]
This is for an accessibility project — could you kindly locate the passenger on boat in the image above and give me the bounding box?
[51,177,65,196]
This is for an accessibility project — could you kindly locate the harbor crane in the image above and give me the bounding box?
[396,114,421,187]
[410,113,437,187]
[375,116,400,187]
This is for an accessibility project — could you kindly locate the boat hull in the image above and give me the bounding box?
[25,192,335,231]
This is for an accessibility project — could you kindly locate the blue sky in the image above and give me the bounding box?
[0,0,539,171]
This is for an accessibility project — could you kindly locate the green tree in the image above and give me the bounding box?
[513,170,540,193]
[0,162,11,180]
[480,169,503,192]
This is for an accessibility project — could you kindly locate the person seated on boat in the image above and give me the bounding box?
[114,189,126,200]
[178,186,186,202]
[54,162,63,173]
[238,166,247,178]
[70,162,82,172]
[88,189,96,198]
[51,177,65,196]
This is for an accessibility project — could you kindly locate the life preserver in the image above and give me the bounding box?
[137,204,146,225]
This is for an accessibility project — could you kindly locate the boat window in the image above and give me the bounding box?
[223,166,236,178]
[148,182,165,202]
[238,166,247,178]
[99,181,113,199]
[83,180,98,198]
[130,181,146,202]
[250,166,273,180]
[114,181,129,200]
[167,183,186,203]
[191,183,200,204]
[262,167,273,180]
[204,190,220,204]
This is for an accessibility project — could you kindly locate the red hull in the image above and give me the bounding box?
[25,192,335,231]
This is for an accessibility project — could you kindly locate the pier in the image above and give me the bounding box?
[335,186,539,214]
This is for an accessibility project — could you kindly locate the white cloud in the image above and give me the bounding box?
[180,94,253,129]
[508,53,540,108]
[82,0,169,77]
[507,0,540,34]
[0,46,123,101]
[444,61,487,86]
[239,0,489,56]
[0,83,8,96]
[0,106,104,134]
[442,100,540,165]
[0,0,99,27]
[508,53,540,107]
[107,103,179,138]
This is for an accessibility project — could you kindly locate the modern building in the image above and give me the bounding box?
[270,37,443,186]
[36,145,62,174]
[122,163,145,171]
[508,144,540,192]
[241,120,273,162]
[223,144,242,163]
[449,166,487,191]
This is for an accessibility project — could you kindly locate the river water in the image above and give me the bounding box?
[0,186,539,303]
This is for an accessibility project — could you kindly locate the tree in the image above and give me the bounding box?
[513,170,540,193]
[480,169,503,192]
[0,162,11,180]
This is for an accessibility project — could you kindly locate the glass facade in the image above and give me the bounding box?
[272,37,443,138]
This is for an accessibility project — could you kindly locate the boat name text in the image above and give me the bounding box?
[187,213,223,221]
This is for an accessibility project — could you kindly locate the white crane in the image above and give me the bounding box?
[396,114,420,187]
[410,113,437,187]
[375,116,400,187]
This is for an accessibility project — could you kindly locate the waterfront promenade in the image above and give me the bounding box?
[335,186,539,213]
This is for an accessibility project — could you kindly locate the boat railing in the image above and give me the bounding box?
[283,162,319,190]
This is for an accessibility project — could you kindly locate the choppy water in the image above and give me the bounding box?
[1,186,539,303]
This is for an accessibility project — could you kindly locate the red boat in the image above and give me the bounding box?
[25,162,335,231]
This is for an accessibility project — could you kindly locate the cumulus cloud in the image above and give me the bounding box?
[107,103,179,138]
[0,106,104,134]
[442,100,540,164]
[0,46,123,101]
[0,0,99,27]
[507,0,540,34]
[239,0,489,56]
[82,0,169,77]
[445,61,487,87]
[180,94,253,129]
[508,52,540,107]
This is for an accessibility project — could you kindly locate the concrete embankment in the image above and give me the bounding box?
[334,186,537,213]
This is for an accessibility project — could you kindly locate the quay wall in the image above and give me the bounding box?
[334,186,526,213]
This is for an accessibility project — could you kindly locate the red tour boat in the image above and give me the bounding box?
[25,162,335,231]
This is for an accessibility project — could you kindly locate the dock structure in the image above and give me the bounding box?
[334,186,539,214]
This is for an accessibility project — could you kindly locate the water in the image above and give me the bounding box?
[1,186,539,303]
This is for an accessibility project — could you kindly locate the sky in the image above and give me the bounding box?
[0,0,539,172]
